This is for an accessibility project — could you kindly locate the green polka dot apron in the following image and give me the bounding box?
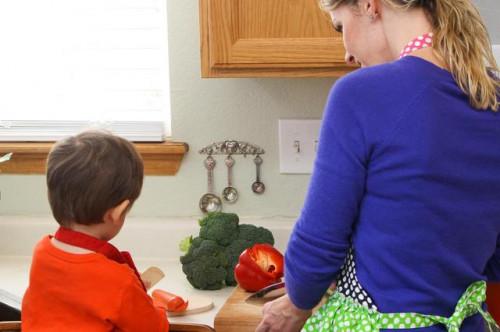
[302,281,499,332]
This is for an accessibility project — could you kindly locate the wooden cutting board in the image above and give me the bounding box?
[214,286,263,332]
[168,295,214,317]
[214,286,333,332]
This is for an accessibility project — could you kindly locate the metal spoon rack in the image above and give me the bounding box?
[198,140,265,213]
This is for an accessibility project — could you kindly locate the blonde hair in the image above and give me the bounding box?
[320,0,499,111]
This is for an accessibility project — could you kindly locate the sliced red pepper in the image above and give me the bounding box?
[152,289,189,312]
[234,243,284,292]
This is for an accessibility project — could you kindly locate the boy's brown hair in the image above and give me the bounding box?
[47,131,144,226]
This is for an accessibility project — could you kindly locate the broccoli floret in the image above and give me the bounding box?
[180,238,228,265]
[238,224,274,246]
[182,257,227,290]
[224,239,254,286]
[191,236,204,248]
[199,212,239,246]
[179,212,276,289]
[225,239,253,262]
[225,262,238,286]
[180,238,229,290]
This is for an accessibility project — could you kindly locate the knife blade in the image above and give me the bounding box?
[244,281,286,306]
[140,266,165,290]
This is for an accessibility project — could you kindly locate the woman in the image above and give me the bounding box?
[256,0,499,331]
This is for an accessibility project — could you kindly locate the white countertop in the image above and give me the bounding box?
[0,256,234,327]
[0,215,295,327]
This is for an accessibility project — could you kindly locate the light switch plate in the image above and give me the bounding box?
[493,44,500,64]
[278,119,321,174]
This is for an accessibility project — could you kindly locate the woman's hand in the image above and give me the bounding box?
[255,294,311,332]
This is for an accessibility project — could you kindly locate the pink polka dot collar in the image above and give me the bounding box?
[399,32,433,59]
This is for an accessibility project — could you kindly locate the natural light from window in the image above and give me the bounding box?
[0,0,170,141]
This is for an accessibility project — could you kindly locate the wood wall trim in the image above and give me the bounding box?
[200,0,211,77]
[200,66,354,78]
[0,141,189,175]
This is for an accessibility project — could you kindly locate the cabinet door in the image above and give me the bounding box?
[200,0,355,77]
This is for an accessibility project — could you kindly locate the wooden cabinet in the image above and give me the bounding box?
[199,0,356,78]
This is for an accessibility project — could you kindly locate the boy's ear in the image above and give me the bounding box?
[104,200,130,225]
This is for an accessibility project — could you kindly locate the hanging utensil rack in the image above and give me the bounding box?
[198,140,266,213]
[199,140,265,156]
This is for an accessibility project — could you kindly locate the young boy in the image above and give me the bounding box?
[22,131,169,331]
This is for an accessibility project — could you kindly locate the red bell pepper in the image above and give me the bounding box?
[234,243,284,292]
[152,289,189,312]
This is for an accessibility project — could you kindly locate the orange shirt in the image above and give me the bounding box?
[22,236,169,332]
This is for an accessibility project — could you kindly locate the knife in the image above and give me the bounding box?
[140,266,165,290]
[244,281,286,306]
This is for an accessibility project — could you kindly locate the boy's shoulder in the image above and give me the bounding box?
[32,236,139,286]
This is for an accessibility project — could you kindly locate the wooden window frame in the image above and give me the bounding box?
[0,142,188,175]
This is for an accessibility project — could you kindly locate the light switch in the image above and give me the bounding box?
[493,44,500,64]
[278,119,321,174]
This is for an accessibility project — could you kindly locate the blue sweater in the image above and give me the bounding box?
[285,56,500,331]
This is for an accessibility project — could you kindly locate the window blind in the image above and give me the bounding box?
[0,0,170,141]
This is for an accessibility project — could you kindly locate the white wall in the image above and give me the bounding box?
[0,1,334,218]
[0,0,498,219]
[475,0,500,44]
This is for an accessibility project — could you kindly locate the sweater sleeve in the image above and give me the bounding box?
[285,77,368,310]
[115,277,169,332]
[485,234,500,282]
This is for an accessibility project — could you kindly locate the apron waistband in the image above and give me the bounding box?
[302,281,499,331]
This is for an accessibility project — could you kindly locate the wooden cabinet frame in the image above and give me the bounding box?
[200,0,356,77]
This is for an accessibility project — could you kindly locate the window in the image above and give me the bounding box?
[0,0,170,142]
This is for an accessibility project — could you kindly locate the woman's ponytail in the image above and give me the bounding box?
[429,0,499,111]
[320,0,499,111]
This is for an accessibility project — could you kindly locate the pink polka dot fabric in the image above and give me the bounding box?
[399,32,434,59]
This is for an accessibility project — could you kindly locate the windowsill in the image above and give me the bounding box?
[0,141,189,175]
